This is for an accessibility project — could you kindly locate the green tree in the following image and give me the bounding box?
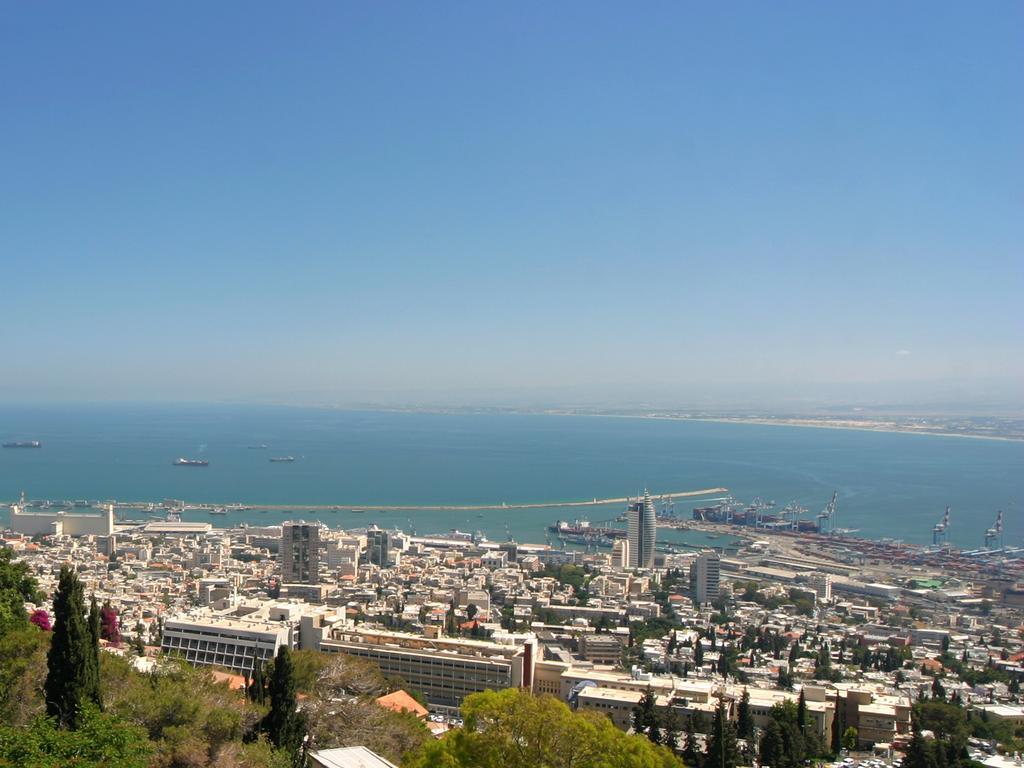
[0,548,42,635]
[44,566,101,729]
[759,719,785,768]
[634,687,661,744]
[766,699,826,768]
[262,646,306,765]
[0,704,151,768]
[406,689,681,768]
[87,596,101,697]
[737,689,753,740]
[100,654,272,766]
[0,625,48,725]
[842,727,859,751]
[683,715,703,768]
[912,701,969,768]
[904,727,939,768]
[776,668,793,690]
[705,700,739,768]
[248,660,267,705]
[662,706,684,752]
[831,700,844,753]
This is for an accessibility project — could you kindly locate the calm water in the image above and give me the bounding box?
[0,404,1020,548]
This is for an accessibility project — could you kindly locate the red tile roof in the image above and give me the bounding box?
[376,690,428,719]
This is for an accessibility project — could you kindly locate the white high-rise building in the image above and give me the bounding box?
[611,539,630,569]
[626,490,656,569]
[808,572,833,602]
[689,550,721,604]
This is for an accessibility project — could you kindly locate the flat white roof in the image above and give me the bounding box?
[310,746,398,768]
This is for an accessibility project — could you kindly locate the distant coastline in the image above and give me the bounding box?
[347,405,1024,442]
[625,414,1024,442]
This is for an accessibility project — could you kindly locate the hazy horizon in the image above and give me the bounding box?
[2,375,1022,415]
[2,4,1021,408]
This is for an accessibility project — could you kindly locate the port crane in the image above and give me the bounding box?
[817,491,838,534]
[932,506,950,546]
[984,510,1004,549]
[659,495,675,517]
[747,497,770,527]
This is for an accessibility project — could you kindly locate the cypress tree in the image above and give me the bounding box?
[263,645,306,761]
[737,688,753,740]
[705,699,740,768]
[760,719,785,768]
[249,659,267,705]
[632,687,660,743]
[45,566,101,729]
[831,699,843,753]
[683,715,703,768]
[87,595,101,701]
[797,688,807,733]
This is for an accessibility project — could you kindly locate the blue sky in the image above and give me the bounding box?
[1,3,1021,407]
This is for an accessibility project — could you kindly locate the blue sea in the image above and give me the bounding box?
[0,404,1020,548]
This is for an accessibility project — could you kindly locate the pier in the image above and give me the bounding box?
[4,487,728,515]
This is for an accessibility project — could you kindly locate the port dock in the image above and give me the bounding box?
[2,487,728,515]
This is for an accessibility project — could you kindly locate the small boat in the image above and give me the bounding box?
[209,508,228,516]
[269,456,295,463]
[173,458,209,467]
[247,444,268,449]
[3,440,41,448]
[351,509,365,514]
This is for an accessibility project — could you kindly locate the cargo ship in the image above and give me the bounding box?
[269,456,295,463]
[173,458,209,467]
[548,519,627,539]
[3,440,41,448]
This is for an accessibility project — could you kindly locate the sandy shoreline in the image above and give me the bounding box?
[343,405,1022,442]
[544,412,1024,442]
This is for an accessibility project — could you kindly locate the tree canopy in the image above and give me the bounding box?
[0,704,151,768]
[406,688,682,768]
[0,548,42,635]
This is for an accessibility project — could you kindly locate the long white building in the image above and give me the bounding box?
[318,627,538,712]
[160,600,337,673]
[9,503,114,537]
